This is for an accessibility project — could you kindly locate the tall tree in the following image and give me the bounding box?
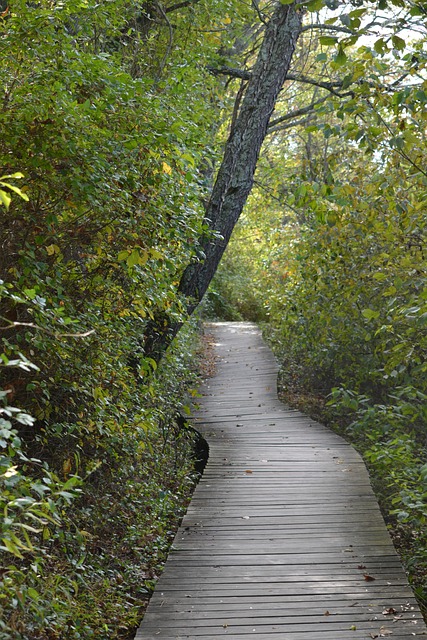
[144,1,304,358]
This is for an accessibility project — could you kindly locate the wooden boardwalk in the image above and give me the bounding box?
[135,322,427,639]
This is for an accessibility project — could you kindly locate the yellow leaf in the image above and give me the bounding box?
[46,244,60,256]
[162,162,172,175]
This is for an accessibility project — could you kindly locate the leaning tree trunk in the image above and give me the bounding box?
[144,2,303,360]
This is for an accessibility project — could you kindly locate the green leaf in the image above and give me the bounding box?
[146,357,158,371]
[349,8,367,18]
[374,38,388,55]
[319,36,338,46]
[334,46,347,67]
[362,309,380,321]
[415,90,427,104]
[0,189,11,209]
[1,537,24,558]
[117,250,129,262]
[127,250,140,268]
[0,172,24,180]
[0,181,29,200]
[307,0,324,11]
[373,272,387,282]
[127,249,148,268]
[391,35,405,51]
[150,249,163,260]
[383,286,397,296]
[390,136,404,150]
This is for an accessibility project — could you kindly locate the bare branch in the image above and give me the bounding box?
[301,23,357,35]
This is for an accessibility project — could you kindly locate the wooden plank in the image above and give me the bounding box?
[135,322,427,640]
[139,615,423,630]
[146,609,421,623]
[148,592,420,607]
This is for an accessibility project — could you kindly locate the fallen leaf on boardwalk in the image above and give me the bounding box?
[364,574,376,581]
[223,623,228,628]
[324,610,330,616]
[245,469,253,474]
[350,624,357,630]
[357,564,367,570]
[382,608,397,616]
[379,627,393,636]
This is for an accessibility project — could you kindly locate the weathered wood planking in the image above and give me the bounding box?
[135,322,427,639]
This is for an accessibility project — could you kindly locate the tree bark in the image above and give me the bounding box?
[144,2,303,360]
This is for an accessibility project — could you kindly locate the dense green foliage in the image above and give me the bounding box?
[0,0,250,636]
[208,2,427,608]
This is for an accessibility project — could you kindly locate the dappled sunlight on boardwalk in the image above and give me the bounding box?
[135,322,427,640]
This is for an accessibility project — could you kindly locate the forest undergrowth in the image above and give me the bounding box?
[1,319,209,640]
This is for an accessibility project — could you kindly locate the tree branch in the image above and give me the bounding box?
[155,2,174,81]
[268,116,315,134]
[206,65,252,80]
[251,0,268,26]
[301,23,357,35]
[207,66,346,96]
[285,73,344,95]
[268,95,331,129]
[165,0,201,13]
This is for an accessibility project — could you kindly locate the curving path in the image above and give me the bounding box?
[135,322,427,639]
